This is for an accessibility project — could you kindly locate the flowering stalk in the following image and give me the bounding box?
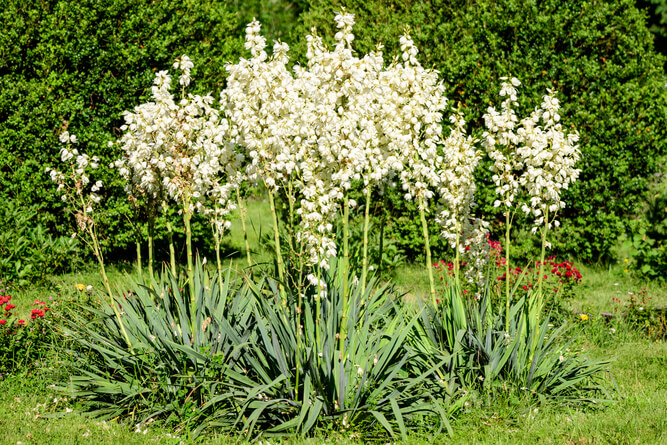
[483,79,581,334]
[48,132,131,347]
[213,221,223,299]
[235,189,253,269]
[504,212,512,332]
[315,264,322,357]
[230,187,252,267]
[340,194,350,354]
[147,213,155,283]
[161,201,177,277]
[182,192,195,306]
[124,211,144,282]
[532,209,549,334]
[135,240,143,281]
[86,222,131,347]
[418,196,437,307]
[268,189,287,303]
[116,54,238,297]
[358,188,371,296]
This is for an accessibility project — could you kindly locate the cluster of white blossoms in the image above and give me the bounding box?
[222,21,304,190]
[389,34,448,208]
[103,13,581,288]
[115,55,241,231]
[46,131,102,231]
[224,13,453,268]
[296,13,385,267]
[515,90,581,232]
[435,112,489,284]
[482,77,523,211]
[483,79,581,232]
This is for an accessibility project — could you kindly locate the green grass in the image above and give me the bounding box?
[573,263,667,314]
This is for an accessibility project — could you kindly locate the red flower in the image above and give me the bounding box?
[4,304,15,311]
[18,319,25,326]
[0,320,5,325]
[30,308,45,318]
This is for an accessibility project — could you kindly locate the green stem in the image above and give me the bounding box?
[340,193,350,355]
[378,204,385,279]
[418,196,437,307]
[267,189,287,304]
[287,181,296,254]
[214,225,223,301]
[531,209,550,354]
[182,193,197,346]
[88,226,131,348]
[135,240,143,282]
[455,227,461,283]
[315,263,322,359]
[504,211,511,333]
[148,215,155,284]
[360,186,372,295]
[183,196,195,304]
[162,201,177,278]
[235,188,253,269]
[295,290,302,403]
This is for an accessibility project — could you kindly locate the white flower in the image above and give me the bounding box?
[115,55,242,230]
[483,81,580,232]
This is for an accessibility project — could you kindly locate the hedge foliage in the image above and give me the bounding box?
[0,0,252,261]
[0,0,664,280]
[294,0,667,262]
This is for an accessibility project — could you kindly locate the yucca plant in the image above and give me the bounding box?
[463,293,612,403]
[198,260,455,440]
[417,266,611,404]
[60,260,254,433]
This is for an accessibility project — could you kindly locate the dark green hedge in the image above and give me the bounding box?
[0,0,664,276]
[0,0,249,262]
[294,0,667,263]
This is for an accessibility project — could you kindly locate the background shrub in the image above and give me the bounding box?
[0,199,81,286]
[631,168,667,281]
[1,0,664,272]
[293,0,667,263]
[0,0,248,265]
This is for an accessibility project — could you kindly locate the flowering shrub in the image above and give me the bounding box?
[297,0,667,263]
[0,284,55,375]
[48,10,609,439]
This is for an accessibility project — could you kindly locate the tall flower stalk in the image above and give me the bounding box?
[48,132,131,347]
[116,55,237,341]
[483,79,581,336]
[482,77,523,331]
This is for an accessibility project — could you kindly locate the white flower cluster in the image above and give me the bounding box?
[115,55,242,231]
[390,34,448,207]
[46,131,102,231]
[224,13,449,268]
[482,77,523,210]
[516,89,581,231]
[435,112,489,284]
[106,15,580,283]
[483,79,581,231]
[436,112,483,246]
